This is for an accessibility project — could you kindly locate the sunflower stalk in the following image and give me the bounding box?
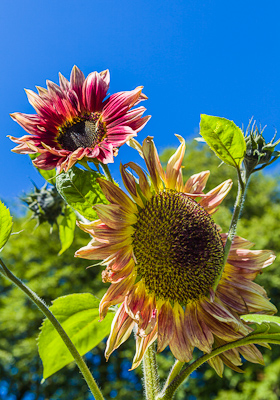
[0,257,105,400]
[101,163,114,183]
[159,360,184,399]
[143,343,160,400]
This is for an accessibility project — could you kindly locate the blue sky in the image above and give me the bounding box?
[1,0,280,205]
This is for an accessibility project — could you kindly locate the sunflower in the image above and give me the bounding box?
[75,135,276,374]
[9,66,150,172]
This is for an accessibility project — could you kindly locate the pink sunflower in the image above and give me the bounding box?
[9,66,150,173]
[75,135,276,374]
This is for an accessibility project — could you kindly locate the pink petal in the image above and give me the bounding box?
[25,89,63,126]
[106,106,147,130]
[221,233,255,249]
[131,324,157,370]
[106,125,136,146]
[128,114,151,133]
[199,179,233,213]
[197,304,249,341]
[166,135,186,190]
[142,136,165,191]
[238,344,264,365]
[33,152,61,170]
[157,302,175,352]
[70,65,85,105]
[99,271,136,320]
[169,303,193,362]
[59,72,70,93]
[10,113,42,135]
[94,203,137,229]
[97,179,138,213]
[102,87,146,123]
[82,71,109,112]
[184,170,210,194]
[184,303,213,353]
[122,162,152,201]
[227,249,276,270]
[105,303,135,359]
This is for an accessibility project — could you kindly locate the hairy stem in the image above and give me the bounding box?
[0,258,104,400]
[143,343,160,400]
[159,360,184,399]
[213,167,248,290]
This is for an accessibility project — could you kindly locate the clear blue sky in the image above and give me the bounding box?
[2,0,280,205]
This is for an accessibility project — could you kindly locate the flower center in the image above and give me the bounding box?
[132,190,224,305]
[57,113,106,151]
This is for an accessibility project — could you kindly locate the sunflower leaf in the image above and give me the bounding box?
[199,115,246,169]
[241,314,280,340]
[0,201,13,252]
[58,205,76,255]
[56,166,108,220]
[38,293,114,379]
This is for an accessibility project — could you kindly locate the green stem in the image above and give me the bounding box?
[157,337,280,400]
[143,343,160,400]
[158,360,184,399]
[213,167,248,291]
[0,257,104,400]
[101,163,114,183]
[78,159,93,171]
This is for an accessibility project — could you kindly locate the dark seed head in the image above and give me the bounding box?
[132,190,224,305]
[58,114,106,151]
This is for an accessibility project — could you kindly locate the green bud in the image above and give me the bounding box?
[21,183,64,227]
[243,120,280,174]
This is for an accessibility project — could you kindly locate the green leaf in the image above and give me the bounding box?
[58,206,76,255]
[29,154,56,185]
[56,166,108,220]
[38,293,115,379]
[0,201,13,251]
[199,115,246,168]
[241,314,280,340]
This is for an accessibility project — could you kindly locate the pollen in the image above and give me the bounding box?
[132,190,224,305]
[57,113,107,151]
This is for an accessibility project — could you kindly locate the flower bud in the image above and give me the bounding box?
[243,120,280,174]
[21,184,64,227]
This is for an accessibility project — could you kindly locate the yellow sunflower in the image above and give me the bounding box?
[75,135,276,375]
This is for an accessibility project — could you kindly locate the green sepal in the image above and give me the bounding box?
[38,293,115,379]
[0,201,13,252]
[58,205,76,255]
[199,115,246,169]
[56,166,108,221]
